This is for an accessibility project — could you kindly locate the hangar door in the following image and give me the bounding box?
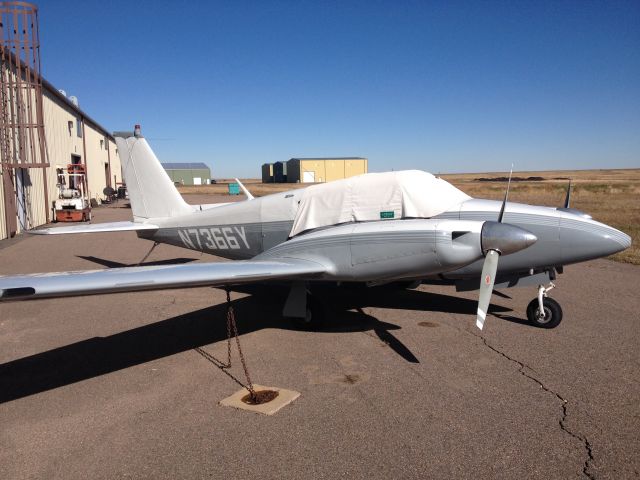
[303,171,315,183]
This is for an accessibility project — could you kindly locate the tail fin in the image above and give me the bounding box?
[114,129,191,220]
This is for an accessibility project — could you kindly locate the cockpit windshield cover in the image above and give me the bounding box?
[290,170,471,236]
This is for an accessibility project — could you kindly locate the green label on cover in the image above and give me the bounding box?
[380,211,395,219]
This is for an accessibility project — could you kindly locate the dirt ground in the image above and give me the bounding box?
[1,197,638,479]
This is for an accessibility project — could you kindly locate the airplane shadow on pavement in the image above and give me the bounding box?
[76,255,197,268]
[0,285,513,404]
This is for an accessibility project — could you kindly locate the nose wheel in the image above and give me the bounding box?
[526,283,563,328]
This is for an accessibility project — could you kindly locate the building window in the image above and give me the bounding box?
[76,118,82,138]
[56,168,65,186]
[100,139,104,149]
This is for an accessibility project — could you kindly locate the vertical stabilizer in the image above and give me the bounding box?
[114,129,191,219]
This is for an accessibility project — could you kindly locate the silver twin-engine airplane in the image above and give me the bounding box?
[0,126,631,331]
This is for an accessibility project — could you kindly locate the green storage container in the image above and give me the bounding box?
[228,182,240,195]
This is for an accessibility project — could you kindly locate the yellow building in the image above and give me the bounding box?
[286,157,368,183]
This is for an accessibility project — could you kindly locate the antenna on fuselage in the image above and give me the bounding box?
[497,164,513,223]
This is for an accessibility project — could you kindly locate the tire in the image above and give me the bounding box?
[526,297,563,329]
[293,295,325,330]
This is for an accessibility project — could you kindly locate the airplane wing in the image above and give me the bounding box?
[29,221,159,235]
[0,258,326,301]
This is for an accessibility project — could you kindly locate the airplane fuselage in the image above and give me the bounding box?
[138,187,630,286]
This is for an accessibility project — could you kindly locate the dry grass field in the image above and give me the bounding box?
[178,168,640,264]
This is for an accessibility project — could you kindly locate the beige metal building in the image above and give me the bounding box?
[0,79,122,240]
[286,157,368,183]
[1,1,122,240]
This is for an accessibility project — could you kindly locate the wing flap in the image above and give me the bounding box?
[29,221,159,235]
[0,259,326,301]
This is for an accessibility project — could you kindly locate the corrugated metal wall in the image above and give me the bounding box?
[293,159,368,183]
[15,167,48,233]
[165,168,211,186]
[43,91,85,208]
[261,163,273,183]
[345,159,367,178]
[83,122,111,199]
[0,170,6,239]
[1,88,121,240]
[108,138,122,186]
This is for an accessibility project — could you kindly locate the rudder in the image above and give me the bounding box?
[114,128,191,219]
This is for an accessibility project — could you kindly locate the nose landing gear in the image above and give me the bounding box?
[526,282,563,328]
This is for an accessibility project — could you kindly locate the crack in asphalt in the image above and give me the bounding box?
[470,331,595,479]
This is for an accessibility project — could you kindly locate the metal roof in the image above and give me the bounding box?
[161,162,210,170]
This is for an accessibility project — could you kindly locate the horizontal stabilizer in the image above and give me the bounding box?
[29,221,159,235]
[0,258,326,301]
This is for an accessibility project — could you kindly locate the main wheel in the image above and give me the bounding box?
[526,297,563,329]
[293,295,325,330]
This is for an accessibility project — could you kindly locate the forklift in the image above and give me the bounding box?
[54,163,91,222]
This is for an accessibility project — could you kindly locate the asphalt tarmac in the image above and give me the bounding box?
[1,198,638,479]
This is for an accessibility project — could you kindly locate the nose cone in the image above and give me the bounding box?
[481,221,538,256]
[592,227,631,258]
[560,215,632,263]
[603,228,632,255]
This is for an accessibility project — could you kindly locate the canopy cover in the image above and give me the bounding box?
[290,170,471,237]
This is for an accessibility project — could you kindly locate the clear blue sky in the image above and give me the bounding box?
[38,0,639,177]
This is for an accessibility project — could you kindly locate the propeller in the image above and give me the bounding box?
[564,179,572,208]
[476,249,499,329]
[497,164,513,223]
[476,166,537,330]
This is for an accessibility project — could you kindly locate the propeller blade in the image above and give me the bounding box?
[563,179,572,208]
[476,249,499,330]
[497,164,514,223]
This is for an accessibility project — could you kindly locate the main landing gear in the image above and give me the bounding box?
[526,282,563,328]
[283,283,325,330]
